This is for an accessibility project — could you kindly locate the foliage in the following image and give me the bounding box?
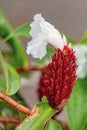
[0,8,28,67]
[0,8,87,130]
[16,99,56,130]
[66,78,87,130]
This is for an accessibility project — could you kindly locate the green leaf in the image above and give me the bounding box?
[66,78,87,130]
[79,31,87,44]
[16,100,56,130]
[0,51,9,91]
[6,63,20,95]
[38,47,55,67]
[0,52,20,95]
[81,119,87,130]
[5,23,31,41]
[44,119,62,130]
[0,8,28,67]
[0,75,6,92]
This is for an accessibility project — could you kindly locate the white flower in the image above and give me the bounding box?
[73,44,87,79]
[26,14,66,59]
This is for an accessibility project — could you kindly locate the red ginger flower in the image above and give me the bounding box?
[38,45,77,110]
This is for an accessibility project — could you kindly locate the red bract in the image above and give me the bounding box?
[38,45,77,110]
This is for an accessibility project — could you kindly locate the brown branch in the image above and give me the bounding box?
[0,117,20,124]
[0,66,45,74]
[0,92,31,115]
[16,66,44,73]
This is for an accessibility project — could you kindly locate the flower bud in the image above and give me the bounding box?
[38,45,77,110]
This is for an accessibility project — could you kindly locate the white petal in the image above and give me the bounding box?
[30,13,65,50]
[40,19,65,49]
[27,13,67,59]
[30,14,45,38]
[26,35,47,59]
[47,32,64,50]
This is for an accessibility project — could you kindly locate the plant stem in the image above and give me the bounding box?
[16,66,44,73]
[0,66,44,74]
[0,117,20,124]
[0,92,30,115]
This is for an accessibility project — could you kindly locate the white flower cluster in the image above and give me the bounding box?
[26,14,67,59]
[73,44,87,79]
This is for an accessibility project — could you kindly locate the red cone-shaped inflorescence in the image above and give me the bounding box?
[38,45,77,110]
